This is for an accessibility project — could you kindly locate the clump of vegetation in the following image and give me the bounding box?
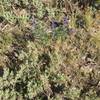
[0,0,100,100]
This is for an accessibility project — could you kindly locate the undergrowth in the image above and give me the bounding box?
[0,0,100,100]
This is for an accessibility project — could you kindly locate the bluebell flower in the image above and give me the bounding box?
[63,16,69,26]
[50,19,64,38]
[51,19,61,29]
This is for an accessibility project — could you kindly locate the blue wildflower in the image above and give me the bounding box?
[51,19,61,29]
[51,19,66,38]
[63,16,69,26]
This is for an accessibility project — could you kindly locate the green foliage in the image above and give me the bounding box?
[0,0,100,100]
